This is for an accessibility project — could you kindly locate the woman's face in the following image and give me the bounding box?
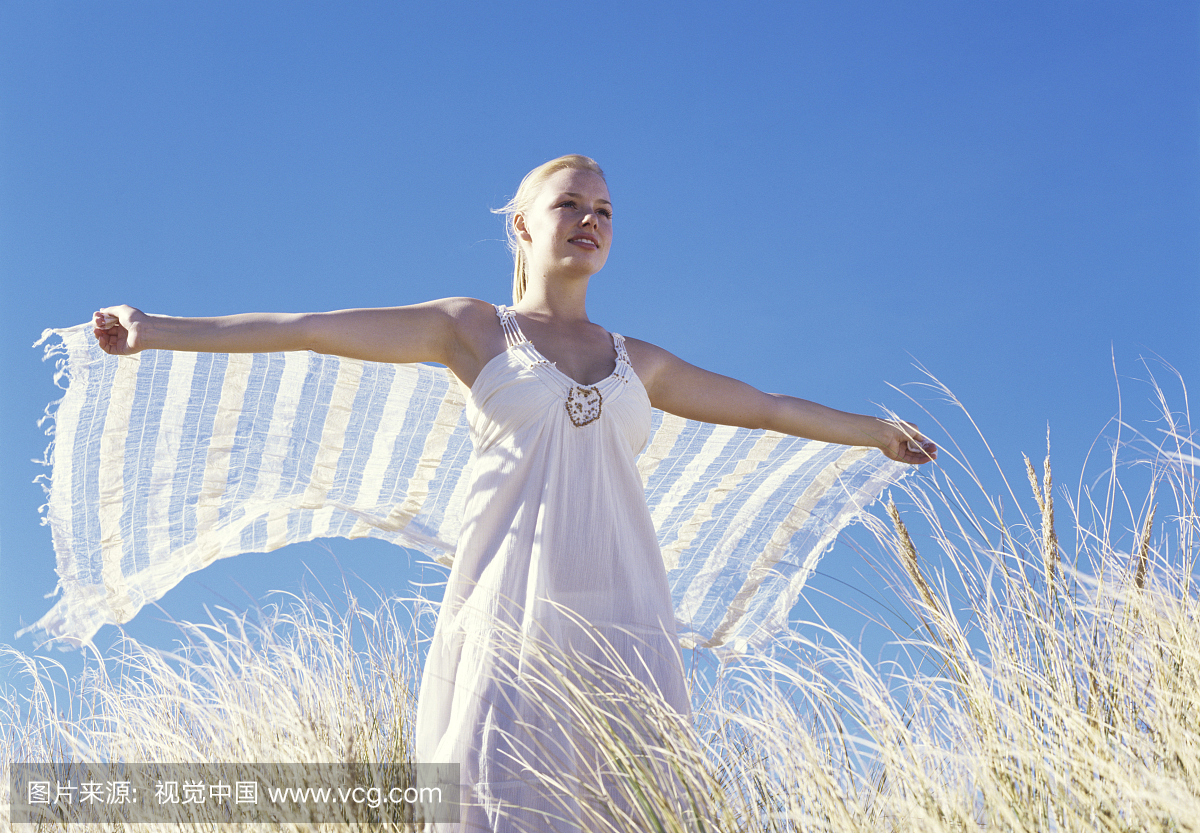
[516,167,613,277]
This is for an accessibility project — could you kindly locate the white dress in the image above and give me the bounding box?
[415,305,691,832]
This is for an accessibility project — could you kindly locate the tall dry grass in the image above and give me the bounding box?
[2,372,1196,831]
[2,591,431,829]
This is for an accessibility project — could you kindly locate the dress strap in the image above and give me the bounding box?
[494,305,525,349]
[611,333,633,370]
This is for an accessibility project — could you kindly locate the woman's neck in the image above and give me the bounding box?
[514,270,592,323]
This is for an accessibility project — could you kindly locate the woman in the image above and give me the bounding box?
[94,154,935,831]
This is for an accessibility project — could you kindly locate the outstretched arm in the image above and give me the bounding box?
[93,297,500,384]
[626,339,937,465]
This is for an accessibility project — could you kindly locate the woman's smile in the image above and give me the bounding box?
[568,233,600,249]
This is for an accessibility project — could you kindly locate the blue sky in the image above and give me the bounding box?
[2,2,1197,694]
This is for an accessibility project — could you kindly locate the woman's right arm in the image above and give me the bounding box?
[93,297,499,381]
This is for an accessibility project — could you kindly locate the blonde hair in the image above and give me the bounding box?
[494,155,606,304]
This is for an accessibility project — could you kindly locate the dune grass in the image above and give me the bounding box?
[3,372,1196,831]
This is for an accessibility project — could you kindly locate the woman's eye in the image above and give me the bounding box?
[556,199,610,219]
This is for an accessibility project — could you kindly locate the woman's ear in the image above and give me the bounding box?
[513,213,532,243]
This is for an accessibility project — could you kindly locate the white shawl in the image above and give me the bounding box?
[25,325,907,652]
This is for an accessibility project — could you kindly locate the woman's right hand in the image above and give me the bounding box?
[93,305,148,356]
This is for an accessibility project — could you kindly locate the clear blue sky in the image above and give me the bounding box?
[2,2,1197,693]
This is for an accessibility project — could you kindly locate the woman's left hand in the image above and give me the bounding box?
[878,420,937,465]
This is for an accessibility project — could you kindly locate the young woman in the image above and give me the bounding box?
[94,155,935,831]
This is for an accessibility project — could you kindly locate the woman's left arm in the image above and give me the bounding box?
[626,339,937,466]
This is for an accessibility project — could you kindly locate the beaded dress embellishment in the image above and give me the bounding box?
[565,385,602,427]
